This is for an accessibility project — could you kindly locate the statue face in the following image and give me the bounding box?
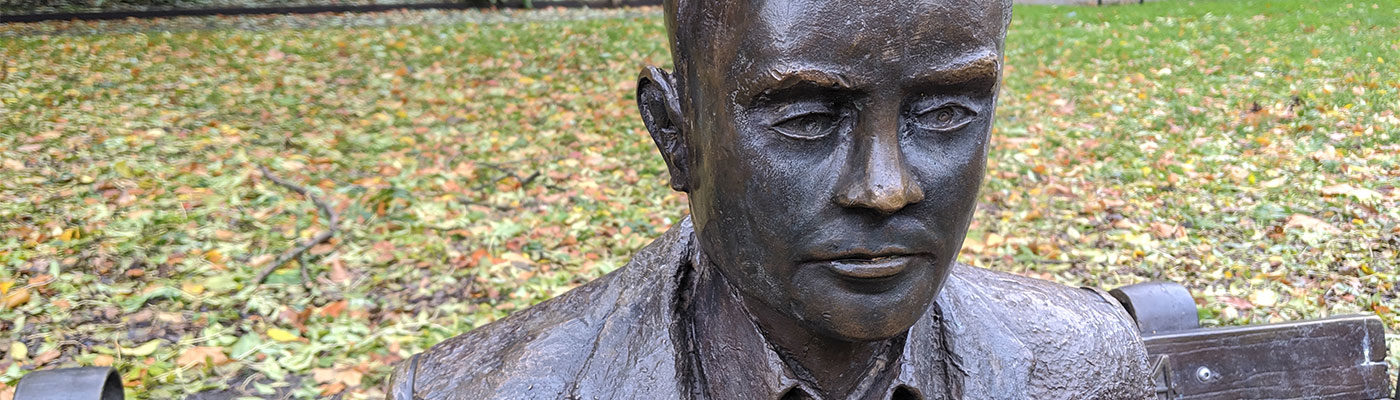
[641,0,1008,342]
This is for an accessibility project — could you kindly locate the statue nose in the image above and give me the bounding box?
[834,132,925,215]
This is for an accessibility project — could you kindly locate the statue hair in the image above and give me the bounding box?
[661,0,1014,89]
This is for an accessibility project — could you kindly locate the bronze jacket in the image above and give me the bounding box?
[389,217,1151,399]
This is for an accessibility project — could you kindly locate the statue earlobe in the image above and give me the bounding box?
[637,66,690,192]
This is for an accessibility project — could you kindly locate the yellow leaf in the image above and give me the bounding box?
[182,282,205,295]
[9,341,28,361]
[985,233,1005,248]
[205,249,225,264]
[0,280,12,295]
[124,339,161,357]
[267,328,299,342]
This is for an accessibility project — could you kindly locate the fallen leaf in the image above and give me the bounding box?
[309,243,336,256]
[8,342,27,361]
[212,230,237,241]
[181,282,205,295]
[960,236,985,254]
[318,382,347,397]
[319,300,348,318]
[57,228,79,242]
[328,259,351,284]
[204,249,225,264]
[31,350,60,366]
[176,346,230,368]
[93,354,115,366]
[1249,289,1279,308]
[1149,222,1187,239]
[312,366,364,386]
[1,158,23,170]
[1319,184,1383,202]
[1219,296,1255,310]
[2,288,30,309]
[1284,214,1342,234]
[267,328,299,342]
[984,233,1005,248]
[248,254,275,268]
[124,339,161,357]
[26,275,52,288]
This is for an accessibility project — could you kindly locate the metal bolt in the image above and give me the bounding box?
[1195,366,1218,382]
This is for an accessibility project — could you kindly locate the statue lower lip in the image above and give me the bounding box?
[819,255,920,280]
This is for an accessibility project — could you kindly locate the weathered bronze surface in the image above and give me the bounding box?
[390,0,1152,398]
[1142,315,1392,400]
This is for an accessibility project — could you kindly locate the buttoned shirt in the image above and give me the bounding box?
[390,217,1151,399]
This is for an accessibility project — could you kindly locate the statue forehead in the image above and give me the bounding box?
[753,0,1005,40]
[677,0,1008,73]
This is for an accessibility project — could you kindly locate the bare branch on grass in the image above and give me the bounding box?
[254,164,341,286]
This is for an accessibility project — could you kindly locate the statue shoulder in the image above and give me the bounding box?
[387,219,695,400]
[945,263,1134,326]
[389,268,635,399]
[944,264,1152,399]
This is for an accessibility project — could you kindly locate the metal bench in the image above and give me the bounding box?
[1113,282,1396,400]
[11,282,1394,400]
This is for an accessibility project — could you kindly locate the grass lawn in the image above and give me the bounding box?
[2,1,1397,398]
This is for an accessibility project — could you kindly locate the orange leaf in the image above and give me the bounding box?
[32,350,60,367]
[318,382,347,397]
[2,288,30,309]
[176,346,230,368]
[328,259,351,284]
[205,250,226,264]
[319,300,348,318]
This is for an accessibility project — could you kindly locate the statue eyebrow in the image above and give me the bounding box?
[906,53,1001,88]
[738,53,1000,104]
[739,68,865,103]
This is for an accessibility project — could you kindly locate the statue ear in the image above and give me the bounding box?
[637,66,690,192]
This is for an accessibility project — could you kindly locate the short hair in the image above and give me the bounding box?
[661,0,733,92]
[661,0,1014,91]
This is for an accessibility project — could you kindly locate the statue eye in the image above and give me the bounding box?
[771,108,839,140]
[913,104,976,133]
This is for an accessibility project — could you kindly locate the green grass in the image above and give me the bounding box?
[1,1,1397,398]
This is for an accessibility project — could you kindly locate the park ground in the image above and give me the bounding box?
[1,0,1398,398]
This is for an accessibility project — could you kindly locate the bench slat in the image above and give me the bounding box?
[1143,314,1393,400]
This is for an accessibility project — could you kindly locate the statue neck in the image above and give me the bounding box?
[696,256,903,399]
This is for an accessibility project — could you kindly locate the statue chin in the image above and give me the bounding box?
[744,262,949,344]
[795,294,939,343]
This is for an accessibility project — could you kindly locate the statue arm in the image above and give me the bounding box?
[386,353,420,400]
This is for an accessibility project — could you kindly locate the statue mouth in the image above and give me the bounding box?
[806,250,929,281]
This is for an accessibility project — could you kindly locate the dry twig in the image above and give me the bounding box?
[254,164,340,286]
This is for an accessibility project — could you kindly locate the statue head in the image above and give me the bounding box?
[637,0,1013,342]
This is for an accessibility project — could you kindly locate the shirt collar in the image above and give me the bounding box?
[681,253,949,400]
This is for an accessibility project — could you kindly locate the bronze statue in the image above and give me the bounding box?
[389,0,1151,398]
